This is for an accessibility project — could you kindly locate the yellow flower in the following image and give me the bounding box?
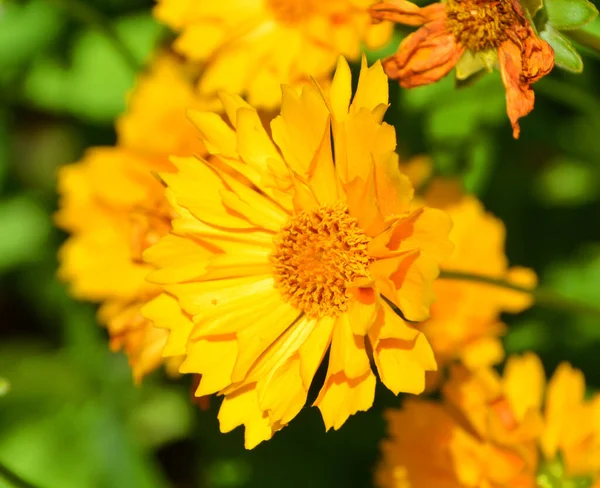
[377,353,600,488]
[420,178,537,370]
[56,53,207,381]
[540,363,600,481]
[116,54,207,157]
[153,0,393,107]
[142,57,453,448]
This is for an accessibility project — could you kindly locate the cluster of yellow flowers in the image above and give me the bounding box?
[378,354,600,487]
[55,0,599,486]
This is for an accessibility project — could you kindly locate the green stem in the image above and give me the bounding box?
[46,0,141,73]
[0,461,45,488]
[438,270,600,317]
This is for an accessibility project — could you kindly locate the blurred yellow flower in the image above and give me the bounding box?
[377,353,600,488]
[540,362,600,481]
[56,53,207,381]
[153,0,393,107]
[142,57,453,448]
[421,179,537,370]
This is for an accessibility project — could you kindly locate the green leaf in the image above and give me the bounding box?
[0,402,168,488]
[424,74,506,141]
[0,0,64,70]
[206,458,252,488]
[505,320,553,354]
[0,196,51,272]
[0,378,9,397]
[463,135,496,195]
[534,158,598,207]
[24,13,162,122]
[544,245,600,348]
[540,25,584,72]
[564,19,600,55]
[128,387,193,449]
[0,110,8,192]
[545,0,598,30]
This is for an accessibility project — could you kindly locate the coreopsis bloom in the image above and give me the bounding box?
[421,179,537,370]
[370,0,554,138]
[377,353,600,488]
[153,0,393,108]
[142,57,453,448]
[56,54,206,381]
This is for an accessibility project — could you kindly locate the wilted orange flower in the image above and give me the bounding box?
[418,178,537,370]
[153,0,393,107]
[377,353,600,488]
[370,0,554,138]
[56,54,206,381]
[142,57,453,448]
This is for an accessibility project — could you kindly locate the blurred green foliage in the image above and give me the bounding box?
[1,0,600,487]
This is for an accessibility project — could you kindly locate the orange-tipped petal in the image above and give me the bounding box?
[384,20,464,88]
[498,40,534,139]
[369,0,446,26]
[522,29,554,84]
[498,30,553,139]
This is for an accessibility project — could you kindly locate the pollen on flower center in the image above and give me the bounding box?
[267,0,315,23]
[445,0,519,52]
[270,203,372,319]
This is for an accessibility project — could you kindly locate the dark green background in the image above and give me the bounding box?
[1,0,600,487]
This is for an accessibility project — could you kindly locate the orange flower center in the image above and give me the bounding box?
[267,0,316,23]
[445,0,519,52]
[270,203,372,319]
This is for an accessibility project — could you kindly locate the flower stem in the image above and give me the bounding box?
[438,270,600,317]
[0,461,45,488]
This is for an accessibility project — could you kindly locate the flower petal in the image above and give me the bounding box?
[218,383,277,449]
[187,111,237,158]
[142,293,194,357]
[384,19,463,88]
[540,361,585,461]
[163,157,256,229]
[184,337,238,395]
[351,56,389,116]
[314,370,376,431]
[502,352,545,422]
[370,0,446,26]
[368,305,435,395]
[373,332,436,395]
[144,234,213,284]
[166,275,274,317]
[498,40,533,139]
[328,314,372,380]
[271,85,330,178]
[329,56,353,122]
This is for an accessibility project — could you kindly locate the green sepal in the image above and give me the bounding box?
[541,25,584,72]
[523,0,545,18]
[544,0,598,30]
